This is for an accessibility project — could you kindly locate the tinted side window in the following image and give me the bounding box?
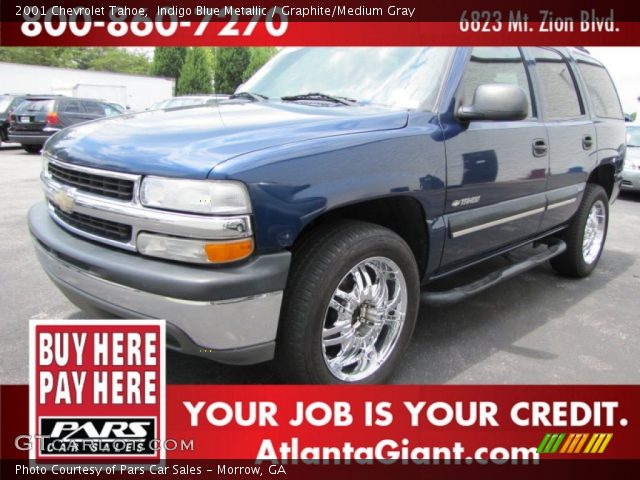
[83,101,105,115]
[62,100,84,113]
[462,47,534,118]
[531,48,582,120]
[577,61,623,119]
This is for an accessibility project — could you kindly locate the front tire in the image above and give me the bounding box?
[551,183,609,278]
[23,144,42,154]
[276,221,420,384]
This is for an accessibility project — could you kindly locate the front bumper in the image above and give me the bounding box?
[621,169,640,192]
[28,202,291,365]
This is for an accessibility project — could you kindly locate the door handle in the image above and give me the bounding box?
[582,135,594,150]
[532,139,548,157]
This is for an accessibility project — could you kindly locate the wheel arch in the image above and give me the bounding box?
[292,195,429,278]
[587,162,616,199]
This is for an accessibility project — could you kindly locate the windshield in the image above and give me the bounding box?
[241,47,453,110]
[627,126,640,147]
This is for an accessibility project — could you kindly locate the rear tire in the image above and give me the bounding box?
[550,184,609,278]
[276,221,420,384]
[23,144,42,154]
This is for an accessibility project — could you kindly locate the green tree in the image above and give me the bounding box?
[66,48,109,69]
[177,48,213,95]
[0,47,72,67]
[243,47,278,82]
[150,47,187,79]
[0,47,150,75]
[213,48,251,94]
[88,49,150,75]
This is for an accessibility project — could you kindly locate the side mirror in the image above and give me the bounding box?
[457,83,528,121]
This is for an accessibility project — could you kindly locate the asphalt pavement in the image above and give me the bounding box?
[1,145,638,384]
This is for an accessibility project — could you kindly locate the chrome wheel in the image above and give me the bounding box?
[321,256,408,382]
[582,199,606,264]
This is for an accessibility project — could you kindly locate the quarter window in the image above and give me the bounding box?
[462,47,534,119]
[531,48,583,120]
[577,61,623,119]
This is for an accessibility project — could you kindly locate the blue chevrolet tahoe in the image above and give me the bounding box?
[28,47,626,383]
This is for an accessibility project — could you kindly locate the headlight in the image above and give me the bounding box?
[625,157,640,171]
[137,233,254,264]
[140,177,251,215]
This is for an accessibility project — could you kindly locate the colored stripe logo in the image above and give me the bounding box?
[537,433,613,454]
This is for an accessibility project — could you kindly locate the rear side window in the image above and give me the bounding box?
[15,99,54,113]
[83,101,105,115]
[577,61,623,119]
[62,100,83,113]
[531,48,583,120]
[462,47,534,119]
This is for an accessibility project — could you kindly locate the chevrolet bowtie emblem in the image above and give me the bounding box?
[53,188,76,213]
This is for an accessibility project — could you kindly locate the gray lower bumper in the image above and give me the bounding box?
[621,169,640,192]
[8,133,51,145]
[28,202,291,365]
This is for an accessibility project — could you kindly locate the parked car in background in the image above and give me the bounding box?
[148,95,228,110]
[8,96,123,153]
[622,124,640,192]
[0,94,27,146]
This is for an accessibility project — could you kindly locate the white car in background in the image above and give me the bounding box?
[623,124,640,192]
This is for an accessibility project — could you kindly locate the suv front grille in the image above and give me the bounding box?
[48,162,134,201]
[53,205,132,242]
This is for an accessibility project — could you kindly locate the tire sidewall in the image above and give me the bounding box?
[575,187,609,276]
[301,231,420,384]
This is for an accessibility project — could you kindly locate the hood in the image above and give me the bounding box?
[45,102,409,178]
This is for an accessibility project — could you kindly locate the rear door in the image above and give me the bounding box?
[82,100,108,121]
[58,99,91,127]
[526,47,597,231]
[440,47,548,268]
[572,53,626,198]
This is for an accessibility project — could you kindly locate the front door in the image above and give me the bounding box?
[440,47,548,269]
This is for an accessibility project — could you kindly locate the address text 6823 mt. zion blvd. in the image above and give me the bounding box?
[459,9,617,33]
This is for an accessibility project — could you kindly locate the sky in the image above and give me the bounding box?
[588,47,640,114]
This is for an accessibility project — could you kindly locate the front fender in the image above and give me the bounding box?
[210,113,447,253]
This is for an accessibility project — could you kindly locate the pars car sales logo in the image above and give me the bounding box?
[29,320,165,461]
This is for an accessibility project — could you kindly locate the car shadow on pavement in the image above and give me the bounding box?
[619,191,640,203]
[149,247,634,384]
[402,248,635,384]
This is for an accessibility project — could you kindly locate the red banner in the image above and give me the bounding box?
[1,1,640,46]
[4,385,640,461]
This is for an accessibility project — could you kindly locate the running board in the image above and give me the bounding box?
[421,239,567,307]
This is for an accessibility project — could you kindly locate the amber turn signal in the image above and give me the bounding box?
[204,239,254,263]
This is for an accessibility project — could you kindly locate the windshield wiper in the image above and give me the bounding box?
[281,92,357,106]
[229,91,269,101]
